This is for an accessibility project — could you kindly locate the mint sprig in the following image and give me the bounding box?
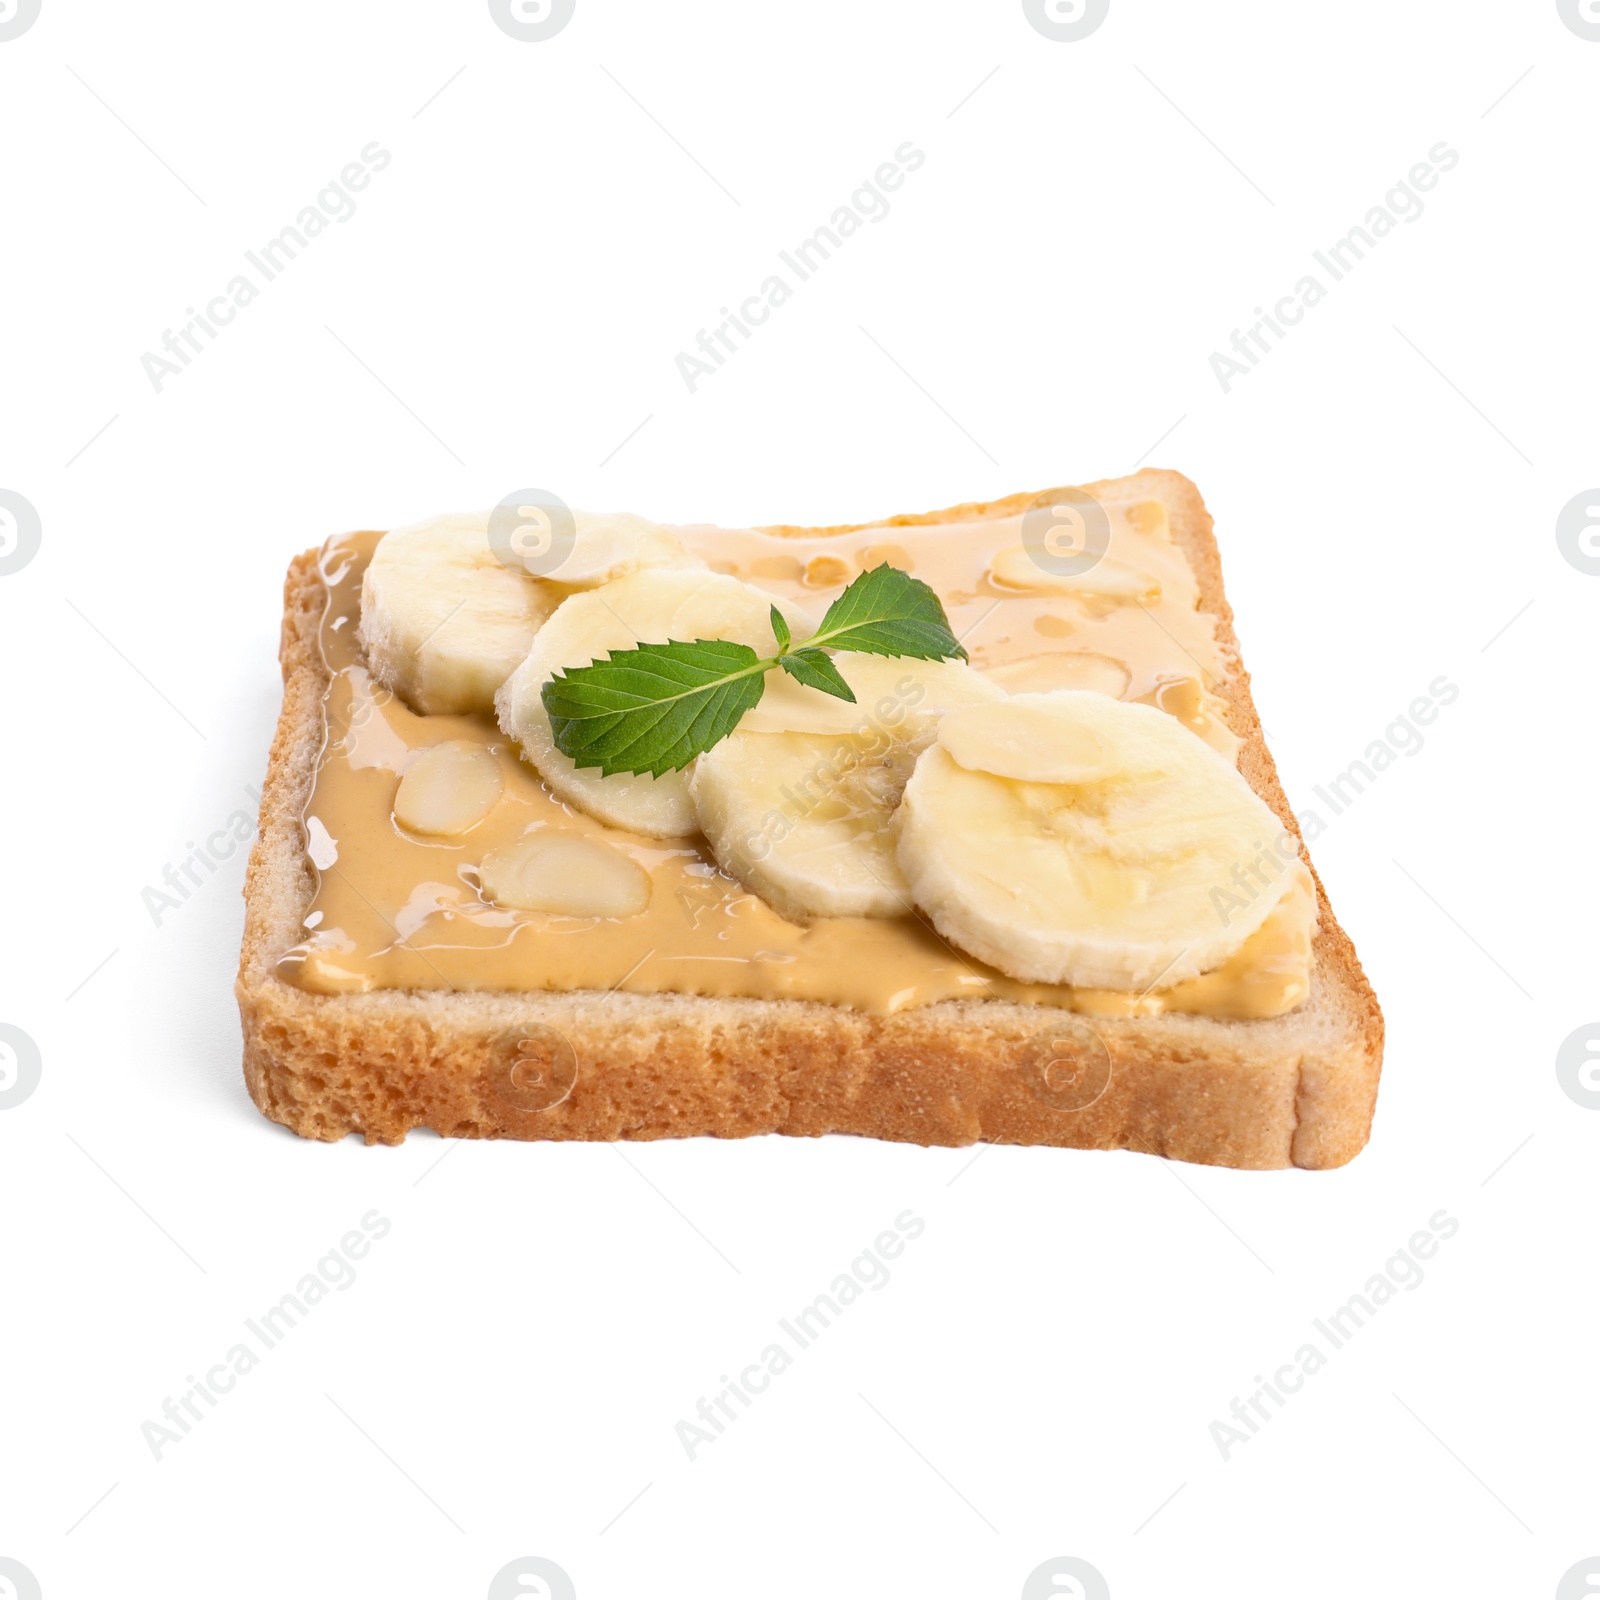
[541,564,966,777]
[797,563,966,660]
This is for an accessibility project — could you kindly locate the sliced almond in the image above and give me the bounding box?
[857,542,913,572]
[394,741,504,836]
[989,544,1159,600]
[479,831,652,918]
[804,553,856,589]
[980,650,1131,699]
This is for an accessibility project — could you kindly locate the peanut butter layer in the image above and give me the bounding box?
[278,505,1313,1017]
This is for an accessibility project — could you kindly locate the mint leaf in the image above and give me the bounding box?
[542,639,767,777]
[769,604,791,655]
[807,564,967,662]
[779,647,856,702]
[540,564,966,775]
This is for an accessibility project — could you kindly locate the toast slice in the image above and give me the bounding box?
[236,470,1383,1167]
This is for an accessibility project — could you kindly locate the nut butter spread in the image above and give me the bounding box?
[278,499,1315,1017]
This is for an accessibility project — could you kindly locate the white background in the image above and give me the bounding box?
[2,2,1596,1597]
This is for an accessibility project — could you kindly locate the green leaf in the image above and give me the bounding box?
[769,604,791,655]
[779,647,856,702]
[542,639,767,777]
[537,565,968,776]
[806,564,967,662]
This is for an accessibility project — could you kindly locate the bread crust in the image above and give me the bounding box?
[236,471,1383,1167]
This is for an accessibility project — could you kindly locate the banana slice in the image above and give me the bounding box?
[689,656,1004,920]
[358,510,702,716]
[539,510,701,587]
[359,513,561,716]
[896,690,1299,990]
[497,567,814,838]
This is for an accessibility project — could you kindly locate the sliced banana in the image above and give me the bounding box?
[497,567,814,838]
[543,511,701,587]
[979,656,1241,764]
[937,697,1118,784]
[689,656,1003,920]
[897,690,1298,991]
[358,510,702,716]
[359,513,560,716]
